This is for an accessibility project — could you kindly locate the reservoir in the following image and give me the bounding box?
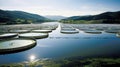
[0,22,120,64]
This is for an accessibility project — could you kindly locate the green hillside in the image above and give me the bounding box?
[0,9,51,24]
[60,11,120,24]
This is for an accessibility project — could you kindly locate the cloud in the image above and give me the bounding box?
[34,10,104,17]
[0,0,119,16]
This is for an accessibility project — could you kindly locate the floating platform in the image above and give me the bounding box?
[61,27,79,34]
[105,29,119,33]
[0,38,36,54]
[116,33,120,38]
[0,33,18,39]
[95,27,105,31]
[19,33,48,39]
[61,28,76,31]
[61,30,79,34]
[32,30,52,33]
[10,30,30,33]
[84,30,102,34]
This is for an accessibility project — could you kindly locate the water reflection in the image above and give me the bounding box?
[29,55,36,62]
[0,23,120,64]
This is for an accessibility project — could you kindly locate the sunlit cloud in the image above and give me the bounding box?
[33,10,106,17]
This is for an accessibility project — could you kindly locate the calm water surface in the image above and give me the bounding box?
[0,22,120,64]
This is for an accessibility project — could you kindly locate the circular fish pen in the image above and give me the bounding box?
[0,33,18,39]
[61,27,79,34]
[61,28,76,31]
[83,30,102,34]
[116,33,120,38]
[32,30,52,33]
[61,30,79,34]
[0,38,36,54]
[19,33,48,39]
[95,27,105,31]
[104,29,119,33]
[9,30,30,33]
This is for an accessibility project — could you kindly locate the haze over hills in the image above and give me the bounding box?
[44,15,66,20]
[60,11,120,24]
[0,9,51,24]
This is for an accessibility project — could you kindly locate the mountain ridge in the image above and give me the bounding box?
[0,9,51,24]
[61,11,120,24]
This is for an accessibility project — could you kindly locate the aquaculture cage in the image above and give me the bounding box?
[0,38,36,54]
[19,33,49,39]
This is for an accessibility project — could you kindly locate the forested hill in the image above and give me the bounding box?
[0,9,51,24]
[60,11,120,24]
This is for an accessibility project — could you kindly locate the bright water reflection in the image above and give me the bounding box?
[29,55,36,62]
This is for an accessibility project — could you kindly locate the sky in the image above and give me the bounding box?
[0,0,120,17]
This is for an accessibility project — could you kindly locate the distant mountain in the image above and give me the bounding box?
[45,15,66,20]
[63,15,93,20]
[61,11,120,24]
[0,9,51,24]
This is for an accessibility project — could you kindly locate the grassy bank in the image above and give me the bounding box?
[1,57,120,67]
